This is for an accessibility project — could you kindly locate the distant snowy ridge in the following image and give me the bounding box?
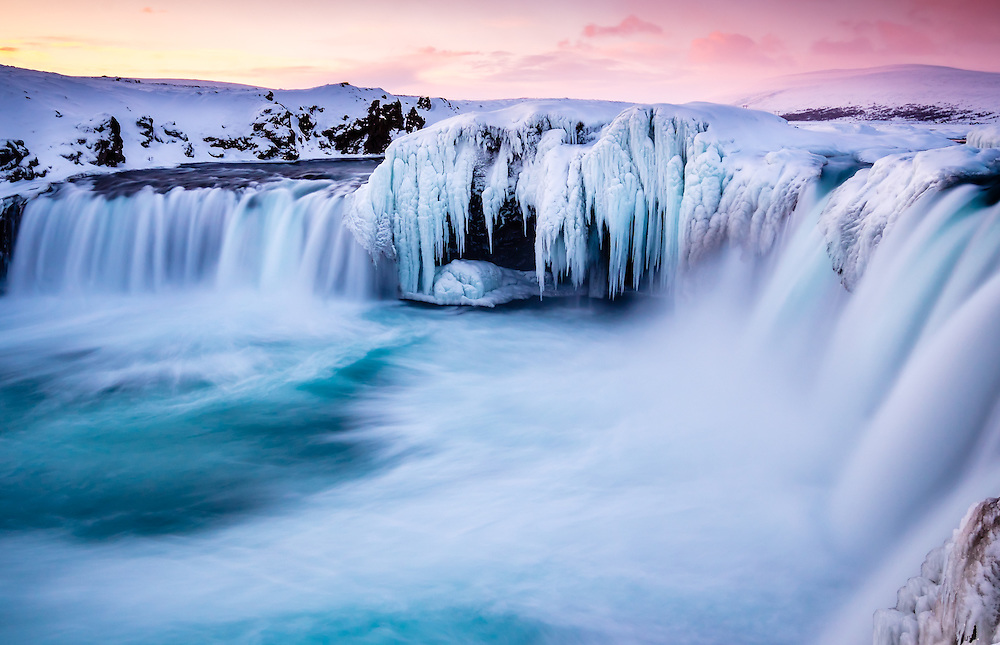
[347,101,961,299]
[735,65,1000,125]
[0,65,519,195]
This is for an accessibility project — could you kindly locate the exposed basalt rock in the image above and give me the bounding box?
[875,498,1000,645]
[0,140,45,182]
[251,105,298,160]
[136,115,162,148]
[162,122,188,142]
[782,104,995,124]
[91,116,126,167]
[405,107,425,133]
[62,115,126,167]
[320,99,421,155]
[0,195,27,283]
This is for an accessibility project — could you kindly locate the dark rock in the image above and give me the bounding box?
[0,140,45,182]
[205,104,299,161]
[161,122,188,142]
[86,116,126,167]
[417,96,432,110]
[405,107,425,133]
[320,99,417,155]
[0,195,26,284]
[136,115,161,148]
[0,140,28,171]
[443,196,537,271]
[781,104,995,124]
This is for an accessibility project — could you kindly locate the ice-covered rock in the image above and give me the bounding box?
[969,125,1000,150]
[58,115,125,168]
[407,259,539,307]
[347,101,835,298]
[0,139,44,183]
[875,498,1000,645]
[820,147,1000,289]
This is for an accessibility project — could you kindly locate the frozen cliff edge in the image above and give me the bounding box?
[346,101,960,301]
[969,125,1000,150]
[875,498,1000,645]
[820,146,1000,290]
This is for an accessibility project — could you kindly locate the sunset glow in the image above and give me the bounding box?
[2,0,999,101]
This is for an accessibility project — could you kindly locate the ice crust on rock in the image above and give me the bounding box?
[347,102,840,297]
[875,498,1000,645]
[820,146,1000,289]
[969,125,1000,150]
[408,259,540,307]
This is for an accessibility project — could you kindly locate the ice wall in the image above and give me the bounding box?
[347,102,965,300]
[968,125,1000,150]
[874,498,1000,645]
[821,146,1000,289]
[348,103,837,297]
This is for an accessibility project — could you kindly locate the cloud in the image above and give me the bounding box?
[689,32,787,66]
[810,36,874,57]
[874,21,936,54]
[909,0,1000,42]
[0,47,18,53]
[416,46,480,59]
[811,20,935,60]
[583,15,663,39]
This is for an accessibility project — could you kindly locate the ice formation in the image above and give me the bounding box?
[820,146,1000,289]
[406,259,540,307]
[347,103,840,297]
[875,498,1000,645]
[969,125,1000,150]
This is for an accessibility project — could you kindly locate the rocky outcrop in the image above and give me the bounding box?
[0,140,44,182]
[61,115,126,167]
[204,104,299,161]
[320,99,422,155]
[875,498,1000,645]
[0,195,26,283]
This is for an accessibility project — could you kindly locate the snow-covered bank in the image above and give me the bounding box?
[875,498,1000,645]
[0,65,521,195]
[969,125,1000,150]
[347,101,962,298]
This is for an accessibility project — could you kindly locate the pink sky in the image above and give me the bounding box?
[1,0,998,102]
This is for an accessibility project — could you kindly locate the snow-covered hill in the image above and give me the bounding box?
[735,65,1000,125]
[0,65,525,195]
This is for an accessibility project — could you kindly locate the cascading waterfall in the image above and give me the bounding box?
[4,104,1000,645]
[8,177,393,299]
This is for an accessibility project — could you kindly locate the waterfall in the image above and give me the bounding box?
[7,178,394,299]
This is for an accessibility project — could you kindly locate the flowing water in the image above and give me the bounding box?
[2,160,1000,644]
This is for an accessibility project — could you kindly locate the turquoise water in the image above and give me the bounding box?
[0,286,851,644]
[7,164,1000,644]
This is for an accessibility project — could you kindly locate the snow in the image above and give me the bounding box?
[0,65,521,198]
[820,146,1000,289]
[733,64,1000,125]
[347,100,960,298]
[875,498,1000,645]
[969,125,1000,149]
